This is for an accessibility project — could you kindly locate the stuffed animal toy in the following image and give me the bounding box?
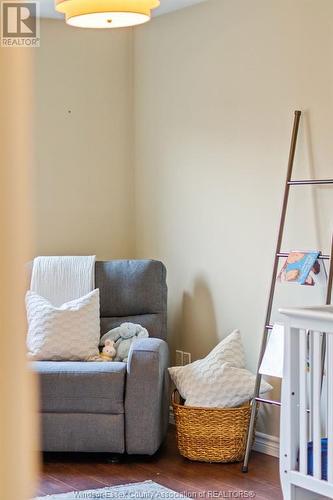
[100,322,149,362]
[86,339,116,362]
[100,339,116,361]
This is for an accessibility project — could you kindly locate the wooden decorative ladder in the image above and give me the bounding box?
[242,110,333,472]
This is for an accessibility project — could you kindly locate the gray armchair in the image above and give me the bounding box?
[32,260,169,455]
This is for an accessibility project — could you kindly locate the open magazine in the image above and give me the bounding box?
[277,251,327,286]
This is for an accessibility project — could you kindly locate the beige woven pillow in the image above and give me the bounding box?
[26,289,100,361]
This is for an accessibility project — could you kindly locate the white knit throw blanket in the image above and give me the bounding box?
[30,256,96,306]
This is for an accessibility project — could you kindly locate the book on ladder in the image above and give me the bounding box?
[242,110,333,473]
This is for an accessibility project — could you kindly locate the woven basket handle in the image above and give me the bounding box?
[172,389,185,405]
[171,389,178,404]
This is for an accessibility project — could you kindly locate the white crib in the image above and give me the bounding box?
[280,305,333,499]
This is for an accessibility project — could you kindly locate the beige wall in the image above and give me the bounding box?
[34,19,135,260]
[34,1,333,438]
[133,0,333,436]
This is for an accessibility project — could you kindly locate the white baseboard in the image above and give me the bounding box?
[253,431,280,458]
[169,406,280,458]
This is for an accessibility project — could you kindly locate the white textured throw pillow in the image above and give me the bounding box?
[168,330,272,408]
[26,289,100,361]
[184,363,272,408]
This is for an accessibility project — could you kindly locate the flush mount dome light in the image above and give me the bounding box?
[55,0,160,28]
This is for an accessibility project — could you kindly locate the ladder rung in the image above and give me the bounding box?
[255,397,281,407]
[288,179,333,186]
[277,252,330,260]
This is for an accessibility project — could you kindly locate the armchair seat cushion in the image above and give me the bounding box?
[32,361,126,415]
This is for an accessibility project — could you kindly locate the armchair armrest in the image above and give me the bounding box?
[125,338,170,455]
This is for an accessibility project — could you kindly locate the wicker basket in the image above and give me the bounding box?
[172,390,253,463]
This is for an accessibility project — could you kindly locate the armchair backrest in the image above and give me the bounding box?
[95,260,167,340]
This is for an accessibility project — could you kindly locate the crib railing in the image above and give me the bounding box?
[280,305,333,500]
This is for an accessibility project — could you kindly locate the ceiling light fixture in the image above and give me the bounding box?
[55,0,160,29]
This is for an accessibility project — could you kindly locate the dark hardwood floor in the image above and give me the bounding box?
[37,427,282,499]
